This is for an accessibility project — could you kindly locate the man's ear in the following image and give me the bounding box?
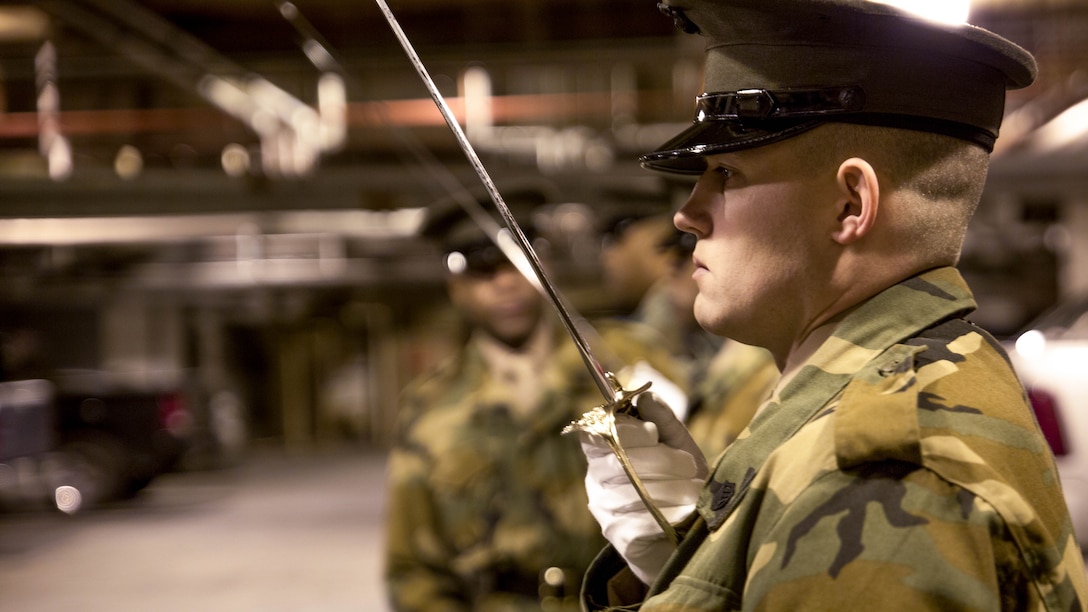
[832,157,879,245]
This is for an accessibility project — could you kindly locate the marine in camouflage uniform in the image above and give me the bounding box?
[578,0,1088,609]
[386,317,684,611]
[584,268,1088,609]
[385,187,687,611]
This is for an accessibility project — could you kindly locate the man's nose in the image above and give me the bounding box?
[491,264,527,286]
[674,178,711,238]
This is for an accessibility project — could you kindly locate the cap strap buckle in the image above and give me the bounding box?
[695,86,865,122]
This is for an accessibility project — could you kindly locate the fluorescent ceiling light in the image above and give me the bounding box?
[0,7,49,41]
[0,209,426,246]
[1029,97,1088,152]
[872,0,971,25]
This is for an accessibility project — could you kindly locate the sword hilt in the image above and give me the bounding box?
[561,377,680,546]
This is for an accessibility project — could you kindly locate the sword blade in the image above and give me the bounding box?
[375,0,680,544]
[375,0,619,402]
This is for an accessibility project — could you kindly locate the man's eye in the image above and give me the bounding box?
[712,166,731,183]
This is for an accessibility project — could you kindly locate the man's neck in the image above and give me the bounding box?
[778,319,840,388]
[474,319,552,361]
[471,321,554,417]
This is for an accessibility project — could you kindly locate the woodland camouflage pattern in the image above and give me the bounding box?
[686,340,778,461]
[584,267,1088,610]
[385,319,684,611]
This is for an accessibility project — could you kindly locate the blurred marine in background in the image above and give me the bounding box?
[649,225,779,461]
[599,208,778,460]
[383,187,686,611]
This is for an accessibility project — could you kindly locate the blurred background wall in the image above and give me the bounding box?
[0,0,1084,458]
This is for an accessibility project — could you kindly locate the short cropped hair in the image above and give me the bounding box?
[795,123,990,266]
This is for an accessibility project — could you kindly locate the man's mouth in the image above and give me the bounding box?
[495,301,531,317]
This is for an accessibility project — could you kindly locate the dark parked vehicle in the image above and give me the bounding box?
[0,379,59,510]
[0,371,193,513]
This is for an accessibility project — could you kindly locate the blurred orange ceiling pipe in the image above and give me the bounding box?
[0,107,235,137]
[0,90,674,138]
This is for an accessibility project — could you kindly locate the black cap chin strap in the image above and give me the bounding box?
[695,86,866,122]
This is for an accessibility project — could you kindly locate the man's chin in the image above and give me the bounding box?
[486,323,536,349]
[493,335,532,350]
[693,303,724,335]
[694,310,745,343]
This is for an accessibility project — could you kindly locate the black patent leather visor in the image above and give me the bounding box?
[639,86,865,174]
[639,119,823,174]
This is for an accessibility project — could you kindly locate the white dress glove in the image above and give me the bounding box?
[618,360,689,422]
[580,392,709,585]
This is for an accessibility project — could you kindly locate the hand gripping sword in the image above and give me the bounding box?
[375,0,680,546]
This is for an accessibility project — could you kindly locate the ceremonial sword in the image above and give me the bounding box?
[375,0,679,545]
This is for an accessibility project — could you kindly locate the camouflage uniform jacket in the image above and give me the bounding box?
[584,267,1088,610]
[386,318,684,612]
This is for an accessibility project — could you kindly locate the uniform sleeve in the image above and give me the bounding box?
[581,544,650,610]
[741,462,1028,611]
[384,437,471,611]
[382,378,472,605]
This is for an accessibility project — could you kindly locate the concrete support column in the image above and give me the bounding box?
[1062,201,1088,298]
[278,330,312,450]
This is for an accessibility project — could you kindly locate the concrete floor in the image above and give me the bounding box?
[0,446,391,612]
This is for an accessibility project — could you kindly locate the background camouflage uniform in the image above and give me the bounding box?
[631,279,777,461]
[685,339,779,461]
[630,279,713,367]
[385,318,684,611]
[584,267,1088,610]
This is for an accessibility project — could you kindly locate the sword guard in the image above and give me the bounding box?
[560,374,651,437]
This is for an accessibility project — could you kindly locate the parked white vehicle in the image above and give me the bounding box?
[1004,296,1088,550]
